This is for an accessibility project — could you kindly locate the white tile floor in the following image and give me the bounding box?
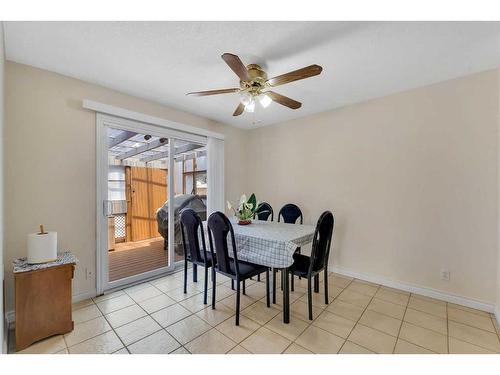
[10,269,500,354]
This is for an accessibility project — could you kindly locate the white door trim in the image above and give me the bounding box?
[84,99,225,140]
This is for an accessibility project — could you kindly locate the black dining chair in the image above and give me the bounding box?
[273,203,304,302]
[278,203,303,225]
[288,211,334,320]
[254,202,274,221]
[179,208,214,305]
[253,202,273,282]
[207,211,270,326]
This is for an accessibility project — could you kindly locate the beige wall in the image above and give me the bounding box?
[3,62,248,311]
[247,70,499,305]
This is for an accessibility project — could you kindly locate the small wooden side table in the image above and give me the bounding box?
[13,252,78,351]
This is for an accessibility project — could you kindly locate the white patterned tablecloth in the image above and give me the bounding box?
[202,218,315,268]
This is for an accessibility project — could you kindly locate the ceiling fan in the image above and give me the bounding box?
[186,53,323,116]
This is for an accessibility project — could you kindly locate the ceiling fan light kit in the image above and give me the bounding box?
[258,93,272,108]
[186,53,323,117]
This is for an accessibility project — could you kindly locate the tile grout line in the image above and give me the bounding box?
[93,295,139,353]
[334,278,370,353]
[93,278,204,352]
[117,277,215,352]
[290,276,354,352]
[271,274,353,353]
[392,293,410,354]
[342,284,400,354]
[489,314,500,346]
[65,304,127,353]
[195,276,285,353]
[445,314,500,353]
[181,277,271,352]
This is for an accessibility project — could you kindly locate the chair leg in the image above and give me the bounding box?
[297,248,301,280]
[242,280,246,295]
[324,268,329,305]
[236,280,241,326]
[183,260,188,294]
[291,272,295,292]
[193,264,198,282]
[265,270,270,307]
[314,274,320,293]
[211,269,216,309]
[307,276,313,320]
[280,270,283,291]
[231,279,234,290]
[272,269,276,304]
[257,274,261,282]
[203,266,209,305]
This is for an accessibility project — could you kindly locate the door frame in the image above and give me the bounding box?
[96,114,207,294]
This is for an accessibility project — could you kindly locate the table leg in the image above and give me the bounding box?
[282,267,290,324]
[272,268,276,304]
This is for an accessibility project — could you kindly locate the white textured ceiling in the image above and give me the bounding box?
[4,21,500,128]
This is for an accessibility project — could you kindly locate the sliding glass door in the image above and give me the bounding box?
[96,114,208,292]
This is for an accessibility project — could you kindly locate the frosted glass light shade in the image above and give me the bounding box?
[258,94,272,108]
[244,100,255,112]
[240,91,253,106]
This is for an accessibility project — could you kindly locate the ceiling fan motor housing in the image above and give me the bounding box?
[241,64,268,94]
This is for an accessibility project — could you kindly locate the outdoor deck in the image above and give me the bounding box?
[108,237,183,281]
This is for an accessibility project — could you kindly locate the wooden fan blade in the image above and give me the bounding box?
[233,103,245,116]
[267,91,302,109]
[186,88,240,96]
[267,64,323,87]
[221,53,249,81]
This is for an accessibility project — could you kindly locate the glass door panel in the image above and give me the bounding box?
[101,120,209,291]
[106,127,171,286]
[169,139,208,268]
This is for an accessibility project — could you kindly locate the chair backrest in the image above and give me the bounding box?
[278,203,303,224]
[179,208,207,264]
[309,211,334,273]
[254,202,274,221]
[207,211,239,276]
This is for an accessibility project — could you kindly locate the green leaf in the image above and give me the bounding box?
[248,193,257,213]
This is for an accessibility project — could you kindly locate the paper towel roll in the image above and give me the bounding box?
[27,231,57,264]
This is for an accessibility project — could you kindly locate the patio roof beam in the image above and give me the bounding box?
[115,137,168,160]
[175,150,206,162]
[140,143,203,163]
[108,130,137,148]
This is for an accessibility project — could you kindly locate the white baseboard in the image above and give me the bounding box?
[72,290,97,303]
[331,265,495,313]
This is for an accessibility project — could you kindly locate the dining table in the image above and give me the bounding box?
[203,217,316,324]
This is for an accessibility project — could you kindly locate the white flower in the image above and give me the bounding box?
[239,194,247,205]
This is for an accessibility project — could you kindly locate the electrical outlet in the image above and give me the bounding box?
[440,269,450,281]
[85,268,92,280]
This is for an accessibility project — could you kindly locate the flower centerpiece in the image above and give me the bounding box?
[227,193,259,225]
